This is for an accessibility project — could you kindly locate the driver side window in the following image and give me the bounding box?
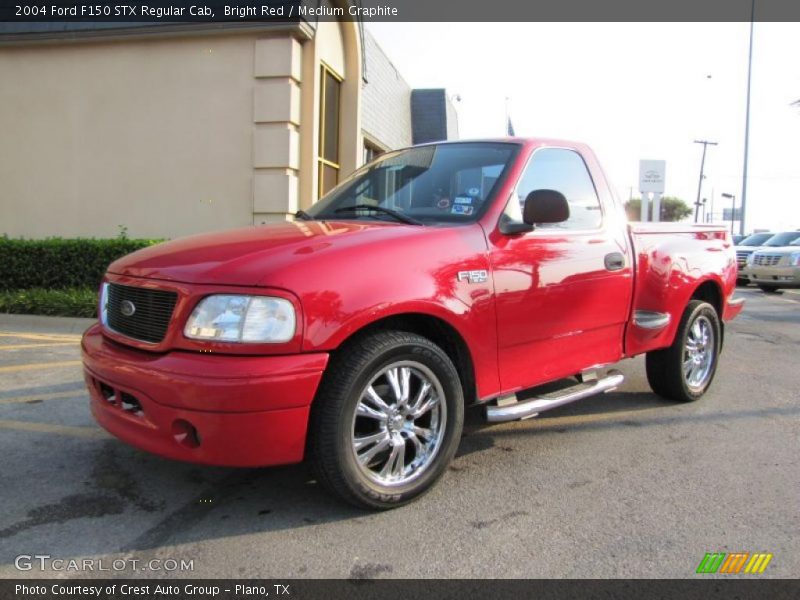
[513,148,602,230]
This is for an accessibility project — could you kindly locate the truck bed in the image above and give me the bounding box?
[625,221,738,358]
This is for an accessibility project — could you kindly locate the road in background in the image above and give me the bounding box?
[0,289,797,578]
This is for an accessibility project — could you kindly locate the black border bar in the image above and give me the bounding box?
[1,0,799,23]
[3,579,800,600]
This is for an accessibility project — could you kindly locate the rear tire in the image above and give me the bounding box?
[758,285,782,293]
[646,300,721,402]
[307,330,464,510]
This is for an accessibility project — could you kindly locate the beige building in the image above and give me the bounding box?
[0,15,457,239]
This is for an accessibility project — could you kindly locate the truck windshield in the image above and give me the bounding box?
[306,142,519,225]
[763,232,800,247]
[738,232,774,246]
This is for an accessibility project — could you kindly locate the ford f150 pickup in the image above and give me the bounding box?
[82,138,744,508]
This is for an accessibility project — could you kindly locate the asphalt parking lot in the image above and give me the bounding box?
[0,288,797,579]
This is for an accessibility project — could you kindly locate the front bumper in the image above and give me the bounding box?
[82,324,328,467]
[748,266,800,288]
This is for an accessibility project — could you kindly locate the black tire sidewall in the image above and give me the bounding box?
[332,336,464,506]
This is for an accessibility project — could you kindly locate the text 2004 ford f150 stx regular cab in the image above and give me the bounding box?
[82,139,744,508]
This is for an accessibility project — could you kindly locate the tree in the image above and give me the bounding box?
[625,196,693,222]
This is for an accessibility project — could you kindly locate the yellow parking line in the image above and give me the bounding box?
[0,332,83,342]
[0,360,82,374]
[0,342,78,350]
[0,419,105,439]
[0,389,85,405]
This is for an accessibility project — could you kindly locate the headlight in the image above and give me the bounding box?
[790,252,800,267]
[184,295,296,343]
[99,282,109,326]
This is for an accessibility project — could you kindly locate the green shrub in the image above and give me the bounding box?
[0,237,162,291]
[0,287,98,318]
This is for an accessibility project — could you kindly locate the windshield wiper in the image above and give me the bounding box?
[294,210,315,221]
[333,204,423,225]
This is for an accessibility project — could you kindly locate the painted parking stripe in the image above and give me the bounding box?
[0,342,78,351]
[0,419,105,439]
[0,389,85,405]
[0,332,83,342]
[0,360,82,374]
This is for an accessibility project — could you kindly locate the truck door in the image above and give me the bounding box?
[489,147,633,392]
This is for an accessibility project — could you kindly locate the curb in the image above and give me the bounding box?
[0,313,96,335]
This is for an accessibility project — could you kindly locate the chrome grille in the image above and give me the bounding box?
[736,250,753,267]
[106,283,177,344]
[753,254,783,267]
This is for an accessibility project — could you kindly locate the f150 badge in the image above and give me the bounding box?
[457,270,488,284]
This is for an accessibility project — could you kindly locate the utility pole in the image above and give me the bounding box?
[740,0,755,236]
[693,140,718,222]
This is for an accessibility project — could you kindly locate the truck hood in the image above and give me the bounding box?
[108,221,422,287]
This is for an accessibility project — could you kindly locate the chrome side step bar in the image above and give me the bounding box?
[485,370,624,423]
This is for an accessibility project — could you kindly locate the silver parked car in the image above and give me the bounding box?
[746,231,800,292]
[735,232,775,283]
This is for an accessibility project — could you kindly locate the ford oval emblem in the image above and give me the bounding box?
[120,300,136,317]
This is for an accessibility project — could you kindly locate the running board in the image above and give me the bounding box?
[485,370,624,423]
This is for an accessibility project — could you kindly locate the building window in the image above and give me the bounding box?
[363,140,384,165]
[318,64,342,198]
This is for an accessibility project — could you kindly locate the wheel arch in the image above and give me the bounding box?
[328,312,478,405]
[690,279,725,349]
[627,275,726,357]
[691,279,723,316]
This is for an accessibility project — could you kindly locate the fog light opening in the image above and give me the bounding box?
[120,392,144,417]
[172,419,201,449]
[98,381,116,405]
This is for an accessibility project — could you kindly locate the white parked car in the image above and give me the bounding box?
[746,231,800,293]
[735,232,776,283]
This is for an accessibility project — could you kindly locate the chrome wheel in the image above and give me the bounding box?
[351,360,447,487]
[683,315,715,391]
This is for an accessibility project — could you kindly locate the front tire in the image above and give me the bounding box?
[308,330,464,509]
[646,300,721,402]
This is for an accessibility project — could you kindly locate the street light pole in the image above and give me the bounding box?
[722,193,736,236]
[740,0,755,236]
[693,140,718,222]
[710,187,715,223]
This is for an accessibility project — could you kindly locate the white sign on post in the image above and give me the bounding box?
[639,160,666,193]
[639,160,666,222]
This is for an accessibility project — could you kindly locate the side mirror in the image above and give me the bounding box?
[523,189,570,225]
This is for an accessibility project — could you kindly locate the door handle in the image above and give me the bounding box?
[604,252,626,271]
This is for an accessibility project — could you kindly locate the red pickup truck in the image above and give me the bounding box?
[82,138,743,508]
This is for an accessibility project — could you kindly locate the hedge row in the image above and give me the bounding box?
[0,237,162,290]
[0,287,98,318]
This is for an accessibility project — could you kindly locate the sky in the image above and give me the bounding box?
[366,22,800,232]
